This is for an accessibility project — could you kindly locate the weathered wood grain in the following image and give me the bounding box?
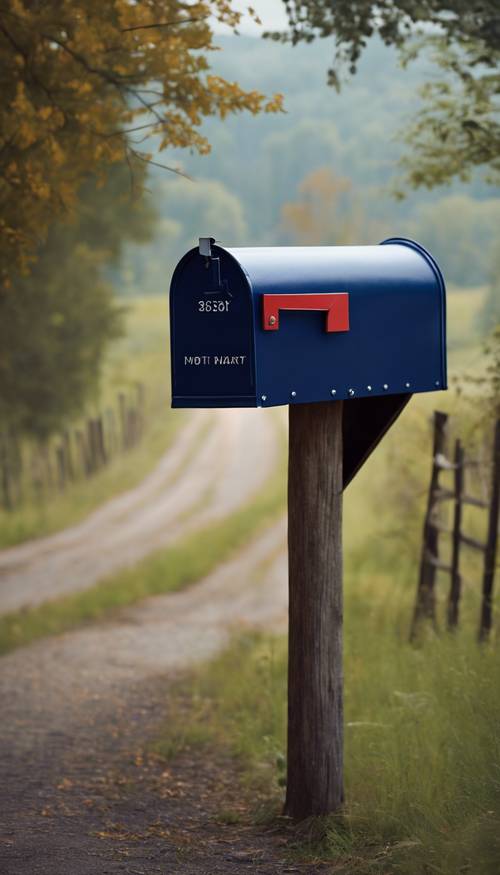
[285,400,344,819]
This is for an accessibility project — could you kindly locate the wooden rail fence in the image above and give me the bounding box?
[411,412,500,641]
[0,383,146,510]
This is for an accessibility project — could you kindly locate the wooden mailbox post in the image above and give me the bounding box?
[169,237,447,818]
[287,401,344,816]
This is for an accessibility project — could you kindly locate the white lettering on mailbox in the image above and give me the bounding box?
[198,300,230,313]
[184,355,246,366]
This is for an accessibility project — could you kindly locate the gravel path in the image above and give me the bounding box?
[0,518,287,757]
[0,407,304,873]
[0,518,289,874]
[0,408,279,615]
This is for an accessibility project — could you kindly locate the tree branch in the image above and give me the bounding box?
[121,17,207,33]
[128,147,192,180]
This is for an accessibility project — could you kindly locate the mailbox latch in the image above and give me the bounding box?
[199,237,215,258]
[199,237,230,296]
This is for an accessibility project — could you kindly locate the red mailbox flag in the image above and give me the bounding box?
[262,292,350,333]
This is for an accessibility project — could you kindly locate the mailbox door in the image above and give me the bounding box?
[170,248,257,407]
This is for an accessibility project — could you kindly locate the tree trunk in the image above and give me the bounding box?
[285,400,344,819]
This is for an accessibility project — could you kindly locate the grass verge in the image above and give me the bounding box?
[151,480,500,875]
[0,443,286,656]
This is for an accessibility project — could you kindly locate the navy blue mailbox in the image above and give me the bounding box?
[170,237,446,483]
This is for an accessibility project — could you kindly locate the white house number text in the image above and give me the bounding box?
[198,300,230,313]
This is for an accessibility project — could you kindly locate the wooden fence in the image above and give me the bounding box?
[411,412,500,641]
[0,383,146,510]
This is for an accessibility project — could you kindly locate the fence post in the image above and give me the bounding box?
[96,416,107,466]
[75,429,88,477]
[447,439,464,630]
[411,410,448,639]
[479,419,500,642]
[8,428,23,506]
[87,419,99,473]
[30,445,45,503]
[105,408,116,457]
[63,430,74,481]
[41,443,54,492]
[136,382,145,439]
[56,444,66,491]
[118,392,127,450]
[0,431,12,511]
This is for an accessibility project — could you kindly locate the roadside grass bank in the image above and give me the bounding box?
[152,556,500,875]
[0,442,286,655]
[0,297,178,548]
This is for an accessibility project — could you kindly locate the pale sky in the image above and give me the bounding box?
[212,0,289,35]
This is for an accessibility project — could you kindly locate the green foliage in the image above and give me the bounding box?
[479,251,500,335]
[455,325,500,423]
[269,2,499,84]
[400,40,500,189]
[0,161,154,440]
[156,177,248,248]
[269,1,500,188]
[410,195,500,288]
[0,253,121,441]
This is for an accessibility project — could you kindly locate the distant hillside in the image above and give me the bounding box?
[119,34,500,293]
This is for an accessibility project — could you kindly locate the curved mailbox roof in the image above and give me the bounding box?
[226,238,445,302]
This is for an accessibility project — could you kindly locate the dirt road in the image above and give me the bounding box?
[0,407,309,873]
[0,408,279,615]
[0,519,289,874]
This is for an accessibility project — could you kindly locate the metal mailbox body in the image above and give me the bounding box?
[170,237,447,410]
